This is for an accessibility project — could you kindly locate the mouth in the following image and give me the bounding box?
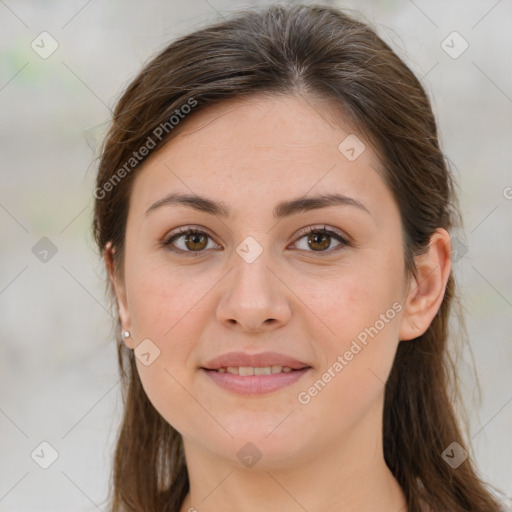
[201,365,307,375]
[200,351,312,394]
[200,365,312,394]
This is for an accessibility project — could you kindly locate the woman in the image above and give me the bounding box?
[92,4,506,511]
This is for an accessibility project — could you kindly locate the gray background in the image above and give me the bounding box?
[0,0,511,510]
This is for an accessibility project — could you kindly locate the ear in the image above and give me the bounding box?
[104,242,134,349]
[399,228,452,341]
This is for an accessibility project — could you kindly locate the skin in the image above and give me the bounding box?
[105,94,452,512]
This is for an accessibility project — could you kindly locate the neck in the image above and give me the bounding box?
[178,400,407,512]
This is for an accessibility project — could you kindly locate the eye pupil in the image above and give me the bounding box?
[186,233,208,251]
[308,233,331,251]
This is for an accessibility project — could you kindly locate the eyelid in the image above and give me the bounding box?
[164,225,215,241]
[291,225,350,246]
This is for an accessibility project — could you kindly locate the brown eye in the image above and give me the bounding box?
[163,225,349,257]
[293,226,349,254]
[183,232,208,251]
[164,228,219,254]
[307,232,332,251]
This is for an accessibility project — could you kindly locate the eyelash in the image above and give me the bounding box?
[162,225,350,257]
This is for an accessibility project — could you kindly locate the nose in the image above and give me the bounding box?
[216,251,292,333]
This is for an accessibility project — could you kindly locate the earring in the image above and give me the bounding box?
[122,330,131,339]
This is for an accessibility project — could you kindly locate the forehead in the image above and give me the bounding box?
[158,94,368,168]
[128,94,394,224]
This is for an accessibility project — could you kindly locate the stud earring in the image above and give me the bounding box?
[122,330,131,339]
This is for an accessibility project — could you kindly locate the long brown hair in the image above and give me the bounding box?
[92,4,506,511]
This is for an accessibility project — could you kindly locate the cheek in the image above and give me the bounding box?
[300,256,403,409]
[124,260,217,433]
[125,271,200,424]
[296,302,401,441]
[302,262,388,341]
[135,357,202,438]
[126,258,206,340]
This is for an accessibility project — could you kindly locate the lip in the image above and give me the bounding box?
[200,351,312,395]
[201,351,311,371]
[201,367,312,395]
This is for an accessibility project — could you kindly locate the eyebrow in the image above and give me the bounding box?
[145,192,370,219]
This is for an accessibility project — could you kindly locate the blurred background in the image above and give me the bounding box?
[0,0,511,510]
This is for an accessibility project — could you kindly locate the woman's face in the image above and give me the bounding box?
[113,94,414,467]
